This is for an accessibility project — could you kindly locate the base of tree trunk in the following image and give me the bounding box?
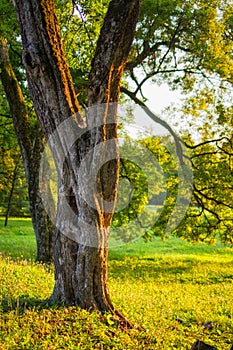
[107,309,134,330]
[191,340,216,350]
[46,230,135,330]
[45,294,134,330]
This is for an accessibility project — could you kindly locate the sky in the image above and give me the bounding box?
[143,81,182,114]
[122,78,184,139]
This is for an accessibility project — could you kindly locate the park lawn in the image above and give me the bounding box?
[0,217,232,349]
[0,218,36,260]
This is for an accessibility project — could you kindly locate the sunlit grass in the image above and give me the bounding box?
[0,217,36,260]
[0,218,232,349]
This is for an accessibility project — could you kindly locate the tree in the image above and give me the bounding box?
[0,37,55,262]
[0,116,29,225]
[117,0,233,245]
[54,0,232,247]
[0,83,29,223]
[6,0,232,321]
[13,0,142,320]
[180,131,233,245]
[115,93,233,245]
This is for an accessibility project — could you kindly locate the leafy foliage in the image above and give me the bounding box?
[128,0,233,82]
[0,0,232,243]
[179,135,233,245]
[54,0,110,106]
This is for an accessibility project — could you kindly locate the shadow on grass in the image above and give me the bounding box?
[109,257,233,284]
[109,258,192,279]
[1,295,63,314]
[0,248,36,262]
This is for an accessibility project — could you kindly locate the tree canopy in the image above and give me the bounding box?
[0,0,232,246]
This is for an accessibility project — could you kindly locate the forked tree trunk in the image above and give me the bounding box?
[0,37,54,262]
[13,0,141,316]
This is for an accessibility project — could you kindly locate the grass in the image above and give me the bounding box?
[0,217,232,349]
[0,218,36,260]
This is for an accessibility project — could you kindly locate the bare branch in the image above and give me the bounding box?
[0,113,12,118]
[72,1,94,47]
[191,151,219,158]
[120,86,185,166]
[193,184,233,209]
[125,41,170,71]
[192,191,222,223]
[133,68,205,95]
[182,137,231,150]
[125,40,191,72]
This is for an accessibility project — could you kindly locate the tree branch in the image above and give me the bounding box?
[133,68,205,95]
[191,151,219,158]
[72,1,94,47]
[125,41,170,71]
[125,40,191,72]
[88,0,142,105]
[193,184,233,209]
[182,137,231,150]
[120,86,185,166]
[0,113,12,118]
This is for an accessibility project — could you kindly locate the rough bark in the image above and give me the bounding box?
[0,37,54,262]
[191,340,216,350]
[13,0,141,317]
[4,161,19,227]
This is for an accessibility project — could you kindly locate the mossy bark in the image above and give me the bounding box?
[13,0,141,315]
[0,37,54,262]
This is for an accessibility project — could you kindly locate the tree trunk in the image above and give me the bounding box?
[0,37,54,262]
[4,161,19,227]
[27,146,55,262]
[191,340,216,350]
[13,0,141,316]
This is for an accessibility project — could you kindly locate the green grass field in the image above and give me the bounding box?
[0,217,232,349]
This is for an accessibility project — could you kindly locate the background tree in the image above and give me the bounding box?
[120,0,233,244]
[0,97,29,225]
[53,1,232,247]
[0,0,55,262]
